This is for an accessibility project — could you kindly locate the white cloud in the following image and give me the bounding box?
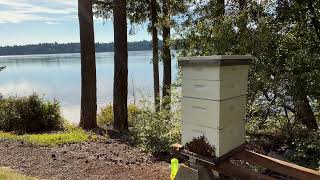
[0,11,55,23]
[0,0,77,23]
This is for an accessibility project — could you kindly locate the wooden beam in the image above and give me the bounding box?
[209,161,275,180]
[234,150,320,180]
[215,143,245,164]
[171,144,275,179]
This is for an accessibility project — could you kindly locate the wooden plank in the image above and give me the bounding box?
[171,143,183,158]
[171,144,275,179]
[215,143,246,164]
[234,150,320,180]
[181,150,217,165]
[208,160,275,180]
[172,143,183,152]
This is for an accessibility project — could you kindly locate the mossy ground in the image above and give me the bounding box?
[0,127,97,147]
[0,167,37,180]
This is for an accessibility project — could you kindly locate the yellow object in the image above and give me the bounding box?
[170,158,179,180]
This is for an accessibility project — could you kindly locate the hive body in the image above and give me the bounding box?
[179,55,252,157]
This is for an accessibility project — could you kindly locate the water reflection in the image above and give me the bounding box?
[0,51,177,123]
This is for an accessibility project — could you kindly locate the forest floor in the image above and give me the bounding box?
[0,136,170,180]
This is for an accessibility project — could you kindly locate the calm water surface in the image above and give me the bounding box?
[0,51,177,123]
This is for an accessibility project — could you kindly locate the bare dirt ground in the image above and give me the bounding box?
[0,138,170,180]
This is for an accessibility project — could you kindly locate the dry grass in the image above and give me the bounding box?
[0,167,37,180]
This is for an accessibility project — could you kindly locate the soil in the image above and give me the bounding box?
[0,138,170,180]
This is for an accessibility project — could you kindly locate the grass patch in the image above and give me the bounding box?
[0,129,92,146]
[0,167,37,180]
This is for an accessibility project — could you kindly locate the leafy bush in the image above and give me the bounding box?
[0,94,63,134]
[97,103,142,127]
[289,130,320,170]
[246,116,320,170]
[97,90,182,155]
[130,90,182,154]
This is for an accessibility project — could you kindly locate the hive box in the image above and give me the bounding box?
[178,55,252,157]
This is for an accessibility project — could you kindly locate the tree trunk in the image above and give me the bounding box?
[294,95,318,130]
[216,0,225,17]
[78,0,97,130]
[307,0,320,41]
[238,0,247,54]
[151,0,160,112]
[162,0,172,110]
[113,0,128,132]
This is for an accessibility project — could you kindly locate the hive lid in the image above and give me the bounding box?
[178,55,252,66]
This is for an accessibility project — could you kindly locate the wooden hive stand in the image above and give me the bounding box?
[172,144,320,180]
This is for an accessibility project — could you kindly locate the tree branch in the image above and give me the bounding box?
[307,0,320,41]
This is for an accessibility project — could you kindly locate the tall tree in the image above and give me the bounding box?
[306,0,320,41]
[162,0,172,110]
[177,0,320,131]
[151,0,160,111]
[78,0,97,130]
[276,0,318,130]
[216,0,225,16]
[113,0,128,132]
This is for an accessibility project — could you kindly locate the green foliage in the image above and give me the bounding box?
[93,0,191,36]
[0,94,63,134]
[130,89,181,154]
[247,116,320,169]
[176,0,320,168]
[97,103,142,127]
[0,129,90,147]
[97,89,181,154]
[289,130,320,170]
[97,104,113,127]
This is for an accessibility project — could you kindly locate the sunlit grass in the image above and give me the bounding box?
[0,167,37,180]
[0,129,94,147]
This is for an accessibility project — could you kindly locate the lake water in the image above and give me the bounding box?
[0,51,177,123]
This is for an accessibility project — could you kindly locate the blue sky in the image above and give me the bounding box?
[0,0,151,46]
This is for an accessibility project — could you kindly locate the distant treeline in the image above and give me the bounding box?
[0,40,162,56]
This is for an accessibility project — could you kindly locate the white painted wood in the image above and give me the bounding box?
[219,122,245,156]
[182,122,220,156]
[220,65,249,81]
[179,55,253,61]
[182,65,249,81]
[183,66,221,81]
[180,55,251,157]
[182,97,220,129]
[182,121,245,157]
[182,96,246,129]
[219,96,246,130]
[182,79,248,100]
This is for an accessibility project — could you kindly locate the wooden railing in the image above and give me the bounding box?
[172,144,320,180]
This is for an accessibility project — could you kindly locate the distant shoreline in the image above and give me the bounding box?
[0,50,152,58]
[0,40,161,57]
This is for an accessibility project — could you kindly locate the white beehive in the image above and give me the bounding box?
[178,55,252,157]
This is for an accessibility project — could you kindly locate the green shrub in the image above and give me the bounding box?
[289,130,320,170]
[97,103,142,127]
[130,90,182,154]
[246,115,320,170]
[0,94,63,134]
[98,90,182,154]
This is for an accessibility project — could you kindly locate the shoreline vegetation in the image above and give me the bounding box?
[0,40,163,56]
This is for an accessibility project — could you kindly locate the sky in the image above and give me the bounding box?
[0,0,151,46]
